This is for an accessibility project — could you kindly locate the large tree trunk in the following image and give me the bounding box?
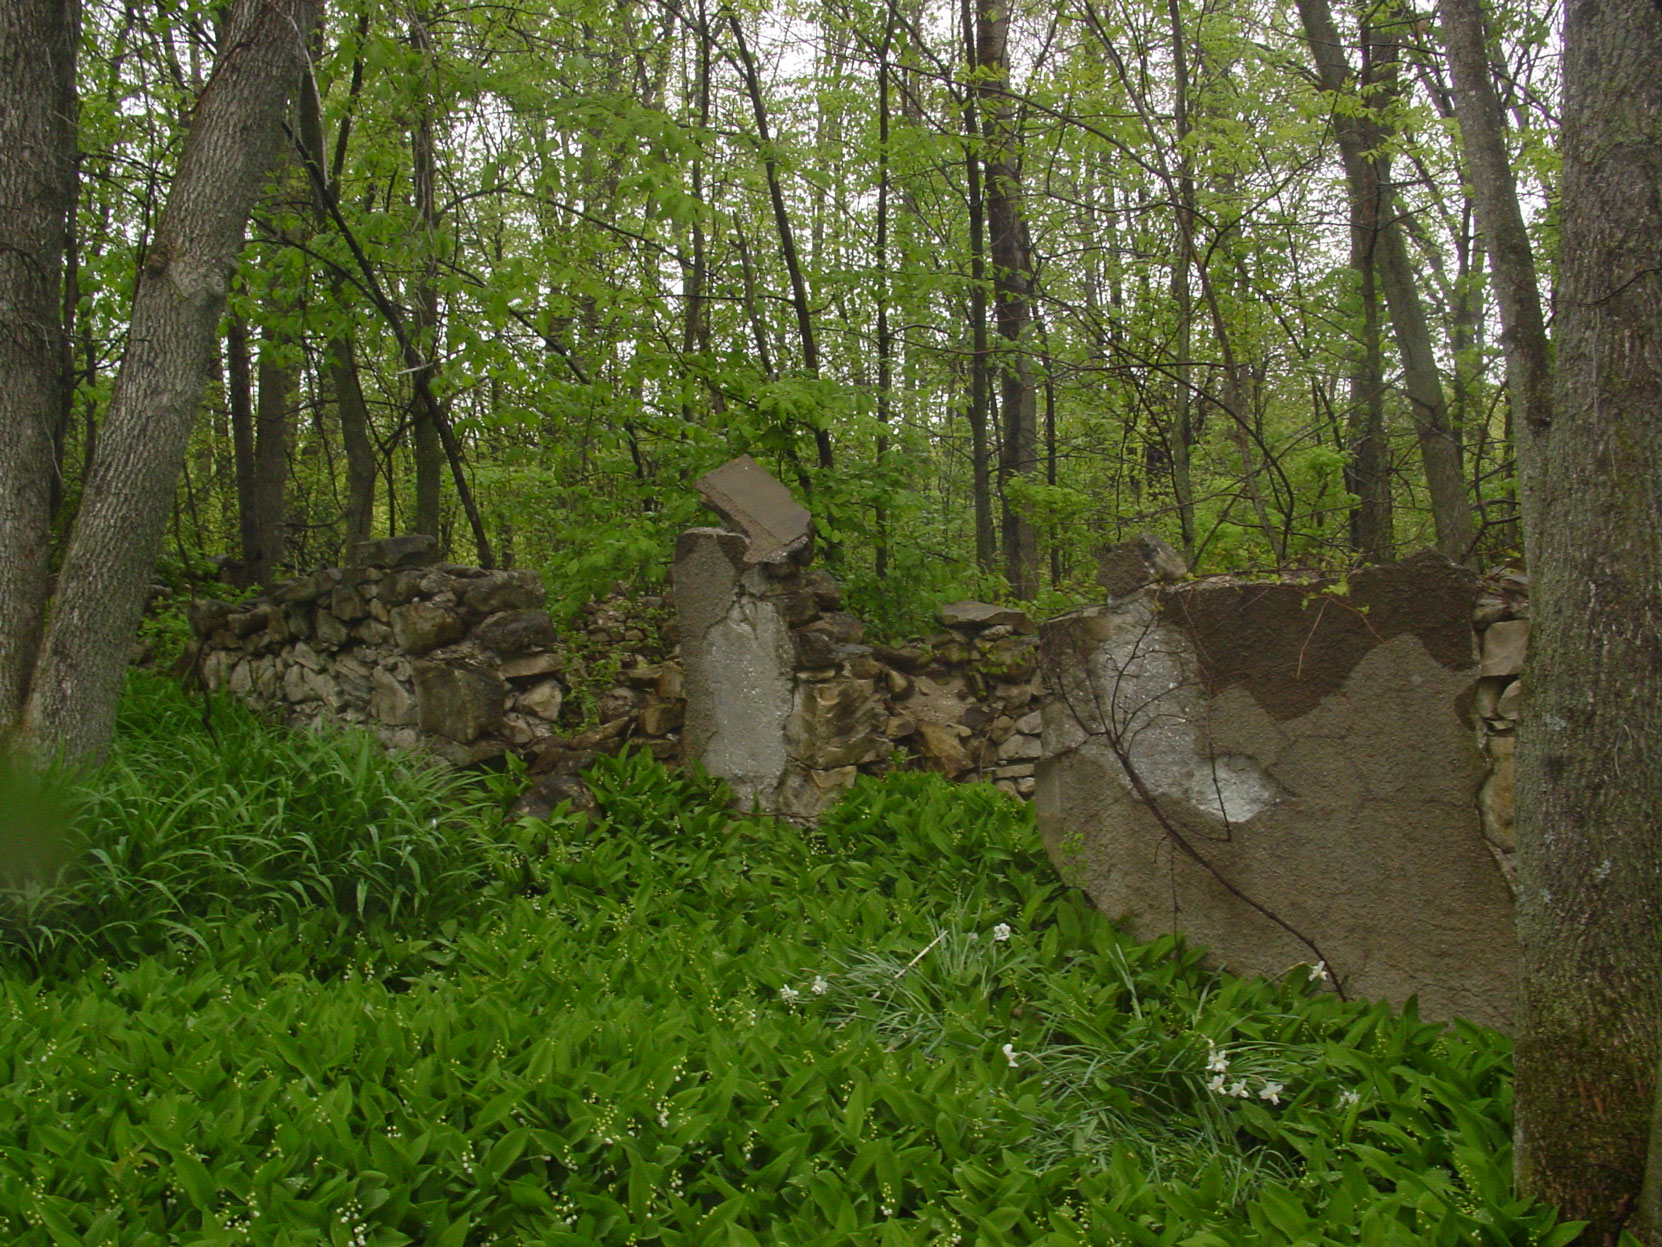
[1296,0,1475,562]
[1513,0,1662,1240]
[21,0,321,767]
[1435,0,1550,567]
[976,0,1039,597]
[0,0,78,737]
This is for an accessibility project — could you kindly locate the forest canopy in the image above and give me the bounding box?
[39,0,1557,612]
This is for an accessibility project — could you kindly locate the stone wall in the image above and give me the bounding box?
[189,535,686,775]
[1035,551,1526,1028]
[191,533,1046,818]
[672,527,1043,820]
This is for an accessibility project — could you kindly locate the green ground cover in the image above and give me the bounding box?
[0,676,1574,1246]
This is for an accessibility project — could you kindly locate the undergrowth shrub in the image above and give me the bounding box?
[0,674,499,976]
[0,693,1581,1245]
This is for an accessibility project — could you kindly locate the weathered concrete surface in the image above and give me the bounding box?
[695,454,813,564]
[675,527,795,809]
[1037,554,1518,1028]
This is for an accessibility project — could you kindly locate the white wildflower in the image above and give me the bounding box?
[1002,1043,1020,1068]
[1227,1079,1250,1098]
[811,975,829,996]
[992,923,1013,942]
[1339,1089,1361,1109]
[779,985,800,1003]
[1206,1049,1230,1075]
[1207,1073,1228,1094]
[1308,961,1329,984]
[1259,1081,1284,1106]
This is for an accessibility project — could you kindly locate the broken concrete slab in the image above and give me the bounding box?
[938,601,1033,633]
[1095,533,1188,598]
[695,454,813,564]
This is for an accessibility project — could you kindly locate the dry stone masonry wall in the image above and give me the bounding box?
[192,529,1046,821]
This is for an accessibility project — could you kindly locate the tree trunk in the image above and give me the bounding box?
[21,0,321,767]
[1514,0,1662,1240]
[408,9,444,543]
[976,0,1039,597]
[1436,0,1551,567]
[296,58,376,548]
[247,323,293,585]
[1346,13,1394,563]
[1296,0,1475,562]
[961,0,996,572]
[0,0,77,737]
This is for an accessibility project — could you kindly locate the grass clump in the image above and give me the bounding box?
[0,678,1578,1245]
[0,674,500,976]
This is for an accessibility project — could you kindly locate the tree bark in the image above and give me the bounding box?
[1436,0,1550,567]
[960,0,996,572]
[296,57,376,548]
[408,9,444,543]
[1345,12,1394,563]
[1296,0,1476,562]
[0,0,77,737]
[976,0,1039,597]
[1513,0,1662,1240]
[22,0,321,767]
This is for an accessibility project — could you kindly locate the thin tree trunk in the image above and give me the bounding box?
[727,13,833,473]
[408,10,444,542]
[1436,0,1551,568]
[1297,0,1475,561]
[1514,0,1662,1240]
[962,0,996,572]
[0,0,77,737]
[875,25,893,581]
[228,313,257,580]
[1346,14,1394,562]
[296,56,376,548]
[22,0,321,766]
[1164,0,1197,558]
[976,0,1039,597]
[248,323,293,585]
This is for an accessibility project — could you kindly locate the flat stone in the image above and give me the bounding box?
[775,765,859,823]
[786,678,885,770]
[274,569,341,605]
[695,454,813,564]
[390,601,465,655]
[915,720,973,777]
[474,609,557,657]
[290,641,324,672]
[1095,533,1188,598]
[871,643,928,672]
[997,733,1042,762]
[348,534,437,569]
[464,570,547,615]
[938,601,1033,633]
[313,611,349,650]
[518,679,565,723]
[640,699,685,735]
[1495,678,1521,720]
[1481,620,1530,678]
[331,585,369,622]
[414,661,508,743]
[500,653,562,680]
